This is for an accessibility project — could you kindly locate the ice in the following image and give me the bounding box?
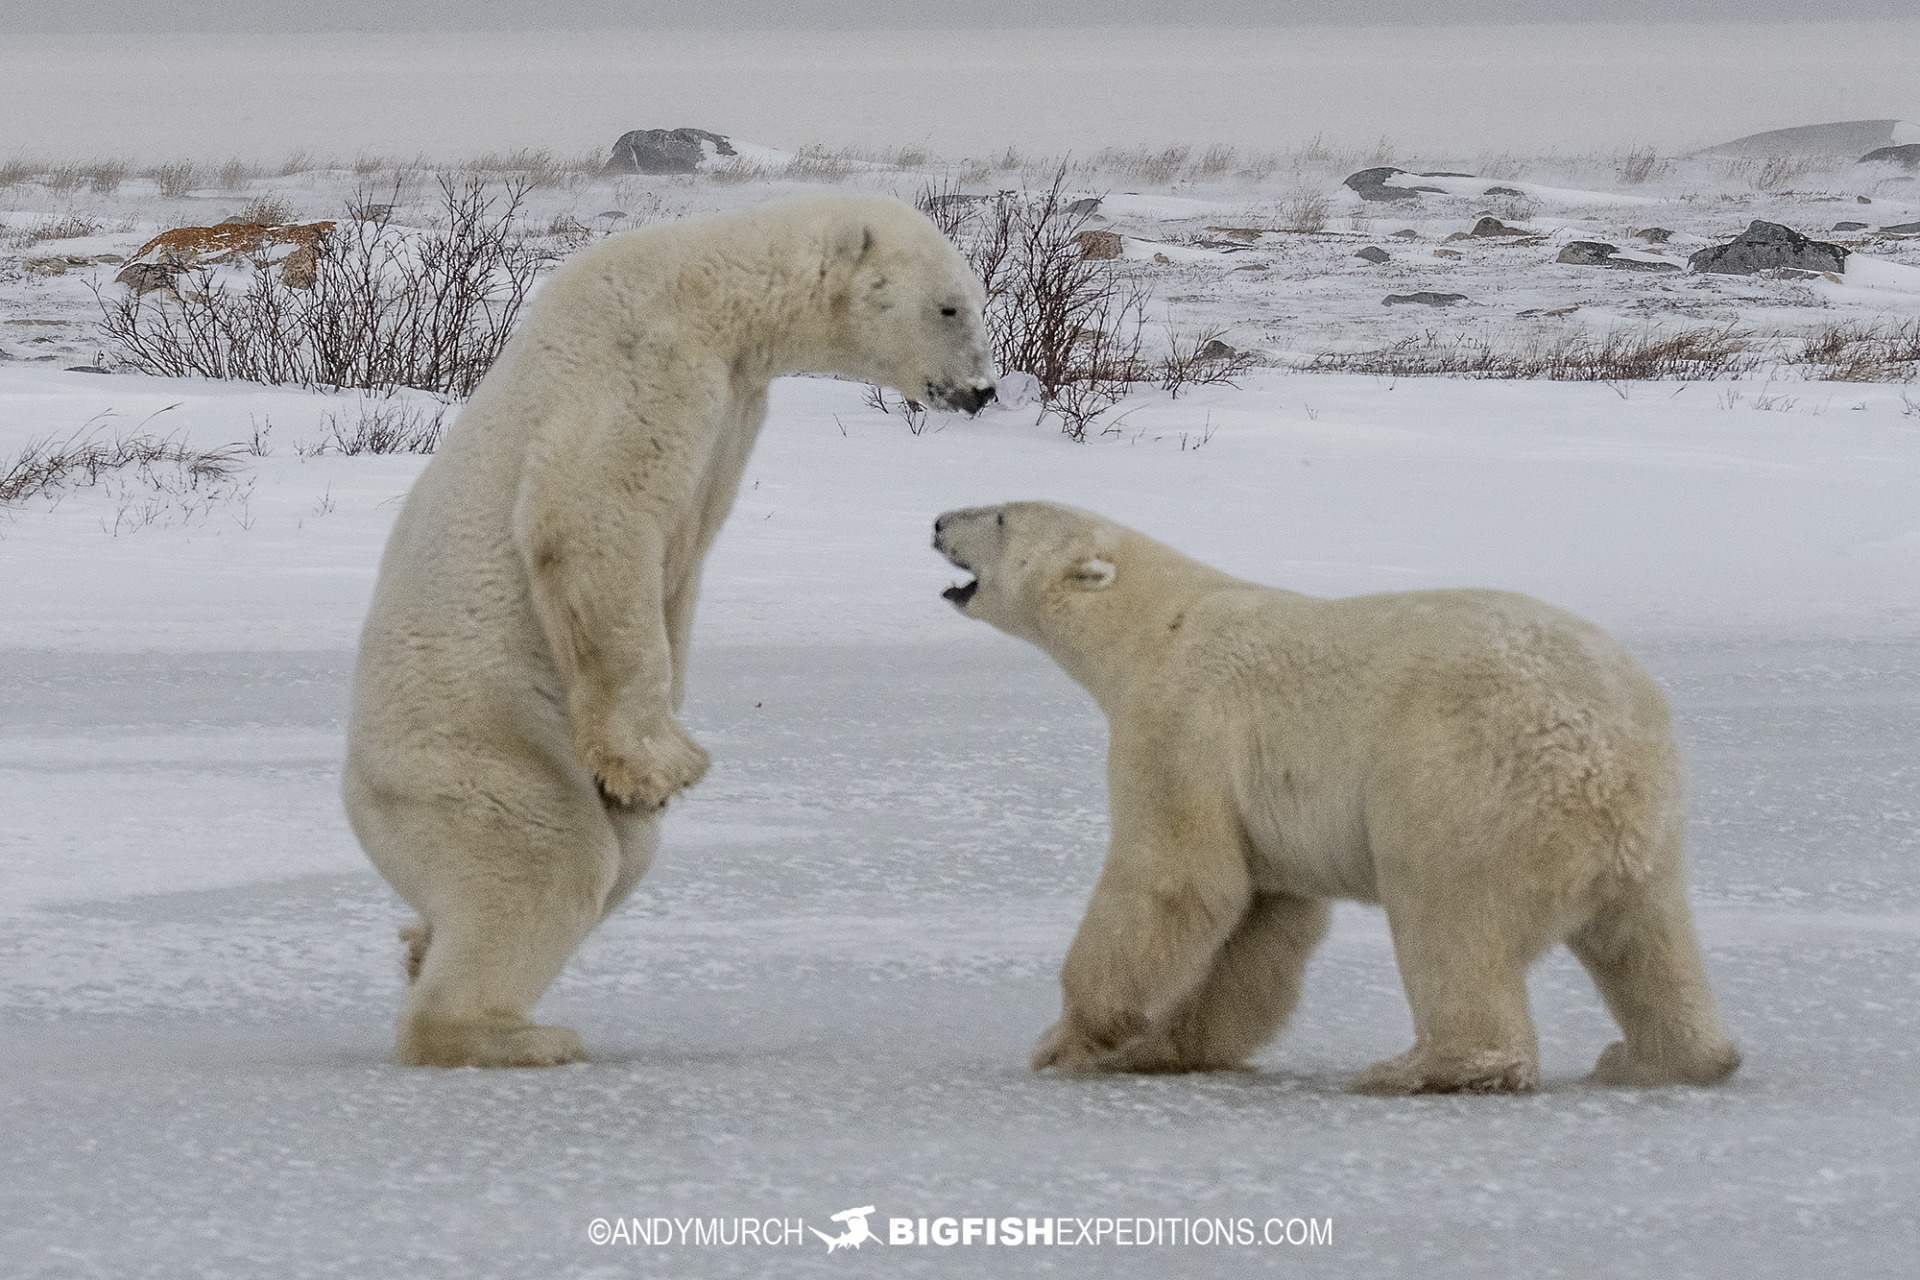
[4,359,1919,1275]
[5,34,1920,1264]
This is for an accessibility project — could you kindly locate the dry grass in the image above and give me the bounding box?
[145,162,199,198]
[1311,326,1761,381]
[1,213,104,249]
[461,148,597,187]
[1617,147,1670,186]
[235,195,298,226]
[1276,189,1330,234]
[1158,327,1255,398]
[1798,320,1920,382]
[1,422,242,507]
[303,399,449,455]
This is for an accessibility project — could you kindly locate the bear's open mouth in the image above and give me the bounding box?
[937,546,979,607]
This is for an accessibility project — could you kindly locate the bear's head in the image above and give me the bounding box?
[932,501,1126,646]
[820,198,997,414]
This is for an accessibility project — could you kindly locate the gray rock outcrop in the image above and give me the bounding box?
[1344,168,1427,202]
[1557,241,1621,266]
[1383,291,1467,307]
[1687,221,1849,275]
[601,128,738,176]
[1858,144,1920,169]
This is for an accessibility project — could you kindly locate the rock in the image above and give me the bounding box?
[64,366,111,374]
[1433,248,1464,259]
[350,203,396,222]
[1074,229,1124,260]
[131,221,334,270]
[1484,186,1525,197]
[600,127,738,176]
[1343,167,1422,202]
[115,262,185,295]
[1204,226,1262,241]
[1391,228,1420,239]
[1687,220,1849,275]
[1066,197,1103,216]
[1858,144,1920,168]
[1557,241,1622,266]
[1858,196,1873,203]
[1882,221,1920,234]
[1700,120,1918,157]
[1471,216,1531,237]
[279,245,318,288]
[1634,227,1674,243]
[1383,292,1467,307]
[1605,257,1681,273]
[1152,252,1172,265]
[22,257,68,276]
[1444,231,1472,242]
[1196,338,1237,361]
[1354,246,1390,264]
[1833,221,1869,231]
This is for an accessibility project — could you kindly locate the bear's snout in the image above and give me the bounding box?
[926,379,998,415]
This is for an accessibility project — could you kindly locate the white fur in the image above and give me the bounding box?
[345,196,992,1067]
[935,501,1741,1094]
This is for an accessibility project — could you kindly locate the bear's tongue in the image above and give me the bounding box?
[943,578,978,607]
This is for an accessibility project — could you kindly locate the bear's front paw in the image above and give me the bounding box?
[582,714,711,810]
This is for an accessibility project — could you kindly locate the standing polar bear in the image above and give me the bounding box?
[345,196,994,1067]
[934,502,1740,1094]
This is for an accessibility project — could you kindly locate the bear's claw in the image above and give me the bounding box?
[582,714,711,809]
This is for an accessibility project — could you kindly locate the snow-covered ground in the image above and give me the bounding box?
[6,141,1919,379]
[3,358,1918,1277]
[4,30,1920,1267]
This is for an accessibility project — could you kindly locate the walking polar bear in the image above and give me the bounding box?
[934,501,1740,1093]
[345,196,994,1067]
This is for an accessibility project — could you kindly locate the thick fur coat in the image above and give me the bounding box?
[934,501,1740,1093]
[345,196,994,1067]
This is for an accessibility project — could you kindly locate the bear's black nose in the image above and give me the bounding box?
[965,383,998,414]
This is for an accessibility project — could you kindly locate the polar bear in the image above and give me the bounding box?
[933,501,1741,1094]
[343,196,994,1067]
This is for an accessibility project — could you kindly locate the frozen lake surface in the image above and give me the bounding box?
[2,635,1916,1277]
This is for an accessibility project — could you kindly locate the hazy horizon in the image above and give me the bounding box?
[4,1,1919,31]
[1,22,1913,162]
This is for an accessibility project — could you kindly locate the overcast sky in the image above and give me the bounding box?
[4,0,1916,31]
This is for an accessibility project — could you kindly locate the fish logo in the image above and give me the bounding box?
[810,1205,882,1252]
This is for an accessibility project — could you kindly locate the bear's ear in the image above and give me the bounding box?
[831,222,875,265]
[1068,557,1116,590]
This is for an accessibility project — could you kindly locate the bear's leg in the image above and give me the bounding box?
[1105,893,1332,1073]
[519,507,710,811]
[356,774,619,1068]
[597,805,662,923]
[1032,800,1253,1073]
[1356,889,1546,1095]
[1570,875,1741,1086]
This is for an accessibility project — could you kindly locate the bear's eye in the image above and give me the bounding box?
[940,305,958,317]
